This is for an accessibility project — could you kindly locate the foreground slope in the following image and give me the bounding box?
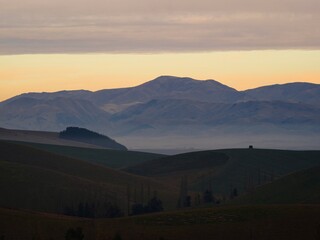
[0,141,177,214]
[1,205,320,240]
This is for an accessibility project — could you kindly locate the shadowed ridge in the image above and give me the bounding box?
[232,164,320,204]
[59,126,127,150]
[0,141,177,215]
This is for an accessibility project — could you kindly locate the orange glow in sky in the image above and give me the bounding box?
[0,50,319,101]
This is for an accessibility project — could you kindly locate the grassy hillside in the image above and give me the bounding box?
[1,205,320,240]
[210,148,320,195]
[126,150,228,175]
[2,142,320,240]
[0,208,94,240]
[9,140,164,169]
[231,164,320,204]
[125,148,320,196]
[0,141,177,215]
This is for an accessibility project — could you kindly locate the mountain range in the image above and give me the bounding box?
[1,76,320,149]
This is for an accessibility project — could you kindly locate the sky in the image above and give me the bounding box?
[0,0,320,101]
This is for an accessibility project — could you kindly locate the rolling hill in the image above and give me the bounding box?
[59,126,127,150]
[0,127,127,150]
[232,164,320,204]
[125,148,320,195]
[0,141,178,215]
[1,139,320,239]
[12,140,164,169]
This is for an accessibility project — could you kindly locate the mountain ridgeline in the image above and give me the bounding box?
[0,76,319,149]
[59,127,127,150]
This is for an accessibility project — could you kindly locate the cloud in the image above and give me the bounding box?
[0,0,319,54]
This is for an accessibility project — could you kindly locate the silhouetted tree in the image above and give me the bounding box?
[131,196,163,215]
[178,176,189,208]
[131,203,145,215]
[113,232,122,240]
[84,202,95,218]
[230,188,238,199]
[146,196,163,213]
[203,189,214,203]
[64,206,76,216]
[194,193,201,206]
[104,203,123,218]
[65,227,84,240]
[184,195,191,207]
[78,202,84,217]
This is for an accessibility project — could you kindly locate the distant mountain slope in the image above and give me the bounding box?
[1,76,320,148]
[3,76,319,107]
[110,99,320,132]
[59,127,127,150]
[0,96,110,131]
[244,82,320,106]
[92,76,243,105]
[1,89,93,105]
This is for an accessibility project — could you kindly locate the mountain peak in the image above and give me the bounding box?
[142,75,195,85]
[140,75,233,90]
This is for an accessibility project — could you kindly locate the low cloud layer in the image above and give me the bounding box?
[1,0,319,54]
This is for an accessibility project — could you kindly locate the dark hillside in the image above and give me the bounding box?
[125,148,320,196]
[0,207,95,240]
[232,164,320,204]
[205,148,320,195]
[14,141,163,169]
[0,141,177,214]
[2,205,320,240]
[126,150,229,176]
[59,126,127,150]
